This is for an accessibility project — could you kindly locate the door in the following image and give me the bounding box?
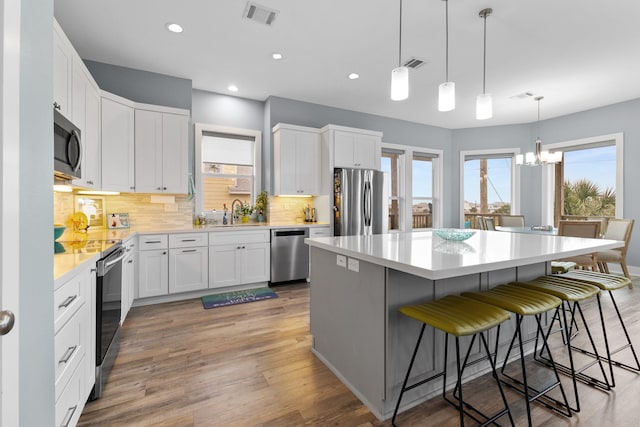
[1,1,20,424]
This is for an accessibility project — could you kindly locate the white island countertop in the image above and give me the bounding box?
[305,230,623,280]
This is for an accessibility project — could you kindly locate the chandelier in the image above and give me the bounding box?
[516,96,562,165]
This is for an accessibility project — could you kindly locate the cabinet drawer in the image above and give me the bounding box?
[209,230,270,245]
[55,355,85,427]
[139,234,168,250]
[169,232,208,248]
[309,227,331,238]
[54,272,85,333]
[55,304,86,401]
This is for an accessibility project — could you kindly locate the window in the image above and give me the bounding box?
[195,124,262,214]
[381,144,442,231]
[460,149,520,229]
[412,153,434,229]
[541,133,623,225]
[381,149,403,231]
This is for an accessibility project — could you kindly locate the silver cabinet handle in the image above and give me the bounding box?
[181,239,197,242]
[145,240,161,244]
[0,310,15,335]
[58,295,77,309]
[182,249,197,253]
[128,259,133,264]
[58,345,77,364]
[60,405,78,427]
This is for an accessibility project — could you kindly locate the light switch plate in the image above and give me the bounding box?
[336,254,347,268]
[348,258,359,272]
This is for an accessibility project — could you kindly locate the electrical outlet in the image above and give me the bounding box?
[336,254,347,268]
[348,258,359,272]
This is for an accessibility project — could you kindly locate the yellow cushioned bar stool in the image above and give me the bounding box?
[551,261,576,274]
[462,284,571,427]
[560,270,640,386]
[392,295,514,427]
[515,276,610,413]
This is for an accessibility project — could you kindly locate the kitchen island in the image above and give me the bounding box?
[305,230,622,420]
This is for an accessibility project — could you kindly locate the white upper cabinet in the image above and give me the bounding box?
[72,60,101,189]
[101,93,135,192]
[53,21,73,119]
[135,108,189,194]
[332,129,381,170]
[273,123,321,195]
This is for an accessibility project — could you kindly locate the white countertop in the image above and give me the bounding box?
[305,230,623,280]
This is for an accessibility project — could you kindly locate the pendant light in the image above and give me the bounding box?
[391,0,409,101]
[516,96,563,165]
[476,8,492,120]
[438,0,455,111]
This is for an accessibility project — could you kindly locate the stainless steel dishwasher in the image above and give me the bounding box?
[270,228,309,283]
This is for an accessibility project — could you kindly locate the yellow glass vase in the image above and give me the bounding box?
[241,215,250,223]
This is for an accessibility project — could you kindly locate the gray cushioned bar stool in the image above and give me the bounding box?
[462,284,572,427]
[392,295,514,427]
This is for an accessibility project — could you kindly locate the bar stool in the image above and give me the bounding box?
[462,284,572,427]
[515,275,610,413]
[560,270,640,386]
[392,295,513,427]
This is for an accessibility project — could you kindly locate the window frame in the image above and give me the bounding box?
[194,123,262,215]
[459,148,521,227]
[540,132,623,224]
[381,142,443,231]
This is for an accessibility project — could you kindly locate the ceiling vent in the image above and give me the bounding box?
[243,2,279,26]
[403,57,427,70]
[509,91,535,100]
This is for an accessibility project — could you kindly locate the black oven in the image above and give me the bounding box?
[91,243,125,400]
[54,109,82,180]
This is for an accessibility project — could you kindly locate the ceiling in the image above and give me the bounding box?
[54,0,640,129]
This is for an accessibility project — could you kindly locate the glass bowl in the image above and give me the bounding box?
[433,228,475,241]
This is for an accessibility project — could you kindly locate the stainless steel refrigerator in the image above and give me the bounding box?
[333,167,384,236]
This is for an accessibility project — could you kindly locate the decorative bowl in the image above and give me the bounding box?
[433,228,475,241]
[54,224,66,241]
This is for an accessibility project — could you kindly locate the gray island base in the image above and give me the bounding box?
[306,230,622,420]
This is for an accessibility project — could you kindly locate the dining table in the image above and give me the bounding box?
[496,225,558,235]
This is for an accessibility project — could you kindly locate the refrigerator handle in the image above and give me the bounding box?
[364,180,371,226]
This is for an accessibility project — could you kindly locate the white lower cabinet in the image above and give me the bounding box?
[169,233,208,293]
[138,234,169,298]
[54,263,95,427]
[209,230,270,289]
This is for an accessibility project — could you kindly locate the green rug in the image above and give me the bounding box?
[201,287,278,309]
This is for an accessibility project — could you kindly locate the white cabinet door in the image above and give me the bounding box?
[209,244,241,288]
[273,126,320,195]
[101,97,135,192]
[53,24,73,119]
[138,248,169,298]
[71,65,101,189]
[162,113,189,194]
[334,130,380,170]
[134,109,163,193]
[242,242,271,284]
[135,110,188,194]
[169,247,208,293]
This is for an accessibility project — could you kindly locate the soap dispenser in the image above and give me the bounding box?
[222,204,228,225]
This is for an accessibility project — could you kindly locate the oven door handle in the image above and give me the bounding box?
[104,252,125,270]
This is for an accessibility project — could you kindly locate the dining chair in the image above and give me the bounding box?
[477,216,487,230]
[596,219,634,286]
[557,220,601,271]
[587,216,610,237]
[499,215,525,227]
[484,217,496,231]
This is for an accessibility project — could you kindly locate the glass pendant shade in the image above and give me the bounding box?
[438,82,455,111]
[515,154,524,165]
[391,66,409,101]
[476,93,492,120]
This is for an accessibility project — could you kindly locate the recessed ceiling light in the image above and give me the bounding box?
[348,73,360,80]
[272,53,283,60]
[228,85,239,92]
[166,23,183,33]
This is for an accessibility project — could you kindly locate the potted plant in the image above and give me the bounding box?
[235,201,254,223]
[254,191,268,223]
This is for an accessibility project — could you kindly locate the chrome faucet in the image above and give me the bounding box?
[230,199,243,224]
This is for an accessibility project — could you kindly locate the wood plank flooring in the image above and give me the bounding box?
[79,279,640,426]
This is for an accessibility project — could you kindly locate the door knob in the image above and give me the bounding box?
[0,310,15,335]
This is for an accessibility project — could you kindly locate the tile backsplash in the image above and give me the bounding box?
[54,192,321,229]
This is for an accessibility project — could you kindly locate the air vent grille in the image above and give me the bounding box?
[243,2,279,26]
[403,57,427,70]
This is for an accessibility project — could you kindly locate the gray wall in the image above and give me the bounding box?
[21,0,56,424]
[85,60,192,110]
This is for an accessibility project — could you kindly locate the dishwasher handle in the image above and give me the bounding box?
[272,229,309,238]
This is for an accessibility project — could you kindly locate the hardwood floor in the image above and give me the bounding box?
[79,279,640,426]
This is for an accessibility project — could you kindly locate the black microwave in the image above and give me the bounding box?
[54,109,82,180]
